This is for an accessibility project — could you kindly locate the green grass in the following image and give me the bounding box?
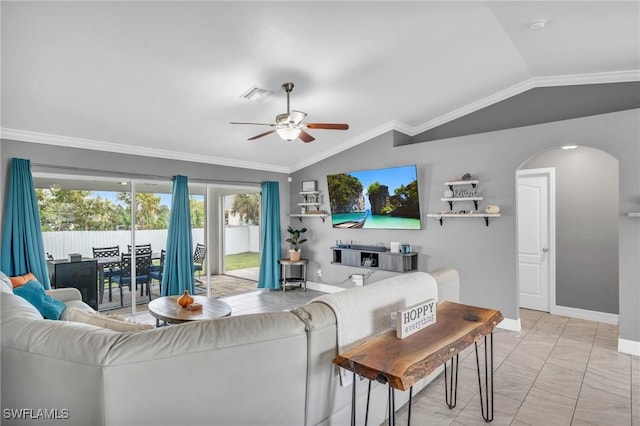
[225,252,260,271]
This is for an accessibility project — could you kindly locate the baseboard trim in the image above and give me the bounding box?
[303,284,639,355]
[306,281,345,294]
[551,305,619,325]
[618,338,640,356]
[497,317,521,332]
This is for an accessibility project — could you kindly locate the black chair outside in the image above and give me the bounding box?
[110,252,152,307]
[93,246,120,304]
[149,249,165,295]
[128,244,152,255]
[193,243,207,282]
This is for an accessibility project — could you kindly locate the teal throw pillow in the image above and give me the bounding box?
[14,280,66,320]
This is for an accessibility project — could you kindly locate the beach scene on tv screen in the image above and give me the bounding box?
[326,165,421,229]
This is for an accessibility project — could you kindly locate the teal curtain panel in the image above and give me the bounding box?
[258,181,281,289]
[1,158,51,288]
[161,175,195,296]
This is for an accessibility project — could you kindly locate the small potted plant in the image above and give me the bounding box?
[286,225,307,261]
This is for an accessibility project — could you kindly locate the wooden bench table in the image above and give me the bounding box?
[333,301,503,425]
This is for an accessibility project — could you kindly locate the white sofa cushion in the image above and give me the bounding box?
[66,307,153,332]
[0,271,13,294]
[1,292,44,321]
[59,299,96,321]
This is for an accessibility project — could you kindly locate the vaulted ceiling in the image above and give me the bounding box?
[2,1,639,173]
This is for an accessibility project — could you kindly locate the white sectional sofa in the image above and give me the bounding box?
[1,269,459,426]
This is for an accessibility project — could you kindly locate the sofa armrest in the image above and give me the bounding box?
[47,287,83,302]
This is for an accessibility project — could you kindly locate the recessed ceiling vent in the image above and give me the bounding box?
[239,85,273,102]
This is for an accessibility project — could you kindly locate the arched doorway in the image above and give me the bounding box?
[517,146,619,322]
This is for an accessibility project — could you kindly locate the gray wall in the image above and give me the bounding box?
[1,109,638,343]
[290,109,640,343]
[522,147,619,314]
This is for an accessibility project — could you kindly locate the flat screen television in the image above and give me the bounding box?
[326,164,422,229]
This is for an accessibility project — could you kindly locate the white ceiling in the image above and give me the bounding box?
[2,1,639,173]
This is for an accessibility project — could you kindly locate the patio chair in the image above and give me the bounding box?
[93,245,121,304]
[193,243,207,282]
[149,249,165,295]
[110,252,152,307]
[127,243,152,255]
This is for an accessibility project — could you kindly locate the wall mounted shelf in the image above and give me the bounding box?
[441,196,484,210]
[290,213,328,222]
[291,190,328,222]
[628,212,640,217]
[427,213,500,226]
[445,180,479,189]
[331,246,417,273]
[428,177,500,227]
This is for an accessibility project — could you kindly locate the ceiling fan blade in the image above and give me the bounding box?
[305,123,349,130]
[288,110,307,125]
[230,121,274,126]
[299,130,315,143]
[248,129,277,140]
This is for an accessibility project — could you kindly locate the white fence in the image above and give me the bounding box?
[224,226,260,255]
[42,226,259,259]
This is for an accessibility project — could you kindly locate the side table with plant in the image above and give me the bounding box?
[286,226,307,261]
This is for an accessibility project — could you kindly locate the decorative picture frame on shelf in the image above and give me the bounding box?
[302,180,316,192]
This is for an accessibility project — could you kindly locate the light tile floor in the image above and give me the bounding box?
[126,278,324,323]
[107,273,262,315]
[122,282,638,426]
[393,308,639,426]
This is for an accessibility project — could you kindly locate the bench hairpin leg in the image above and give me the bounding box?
[475,332,495,422]
[364,380,371,426]
[351,372,357,426]
[407,386,413,425]
[444,354,459,409]
[387,385,397,426]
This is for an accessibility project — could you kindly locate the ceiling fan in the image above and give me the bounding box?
[230,82,349,143]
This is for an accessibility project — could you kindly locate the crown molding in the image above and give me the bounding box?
[411,78,535,136]
[0,128,290,174]
[3,70,638,175]
[304,70,640,172]
[411,70,640,136]
[289,120,403,172]
[533,69,640,87]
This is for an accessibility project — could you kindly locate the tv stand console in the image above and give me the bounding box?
[331,246,417,273]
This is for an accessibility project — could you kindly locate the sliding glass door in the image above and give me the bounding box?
[222,192,260,282]
[33,173,205,315]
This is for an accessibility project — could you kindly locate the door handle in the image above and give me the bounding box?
[542,247,549,253]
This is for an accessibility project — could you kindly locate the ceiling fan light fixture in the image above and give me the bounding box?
[277,127,301,141]
[231,81,349,142]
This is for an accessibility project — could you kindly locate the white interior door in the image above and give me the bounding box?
[517,169,555,312]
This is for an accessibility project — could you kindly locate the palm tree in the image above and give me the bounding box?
[231,194,260,225]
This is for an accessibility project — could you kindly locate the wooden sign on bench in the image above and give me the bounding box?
[396,298,436,339]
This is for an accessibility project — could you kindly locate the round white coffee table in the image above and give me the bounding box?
[148,295,231,327]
